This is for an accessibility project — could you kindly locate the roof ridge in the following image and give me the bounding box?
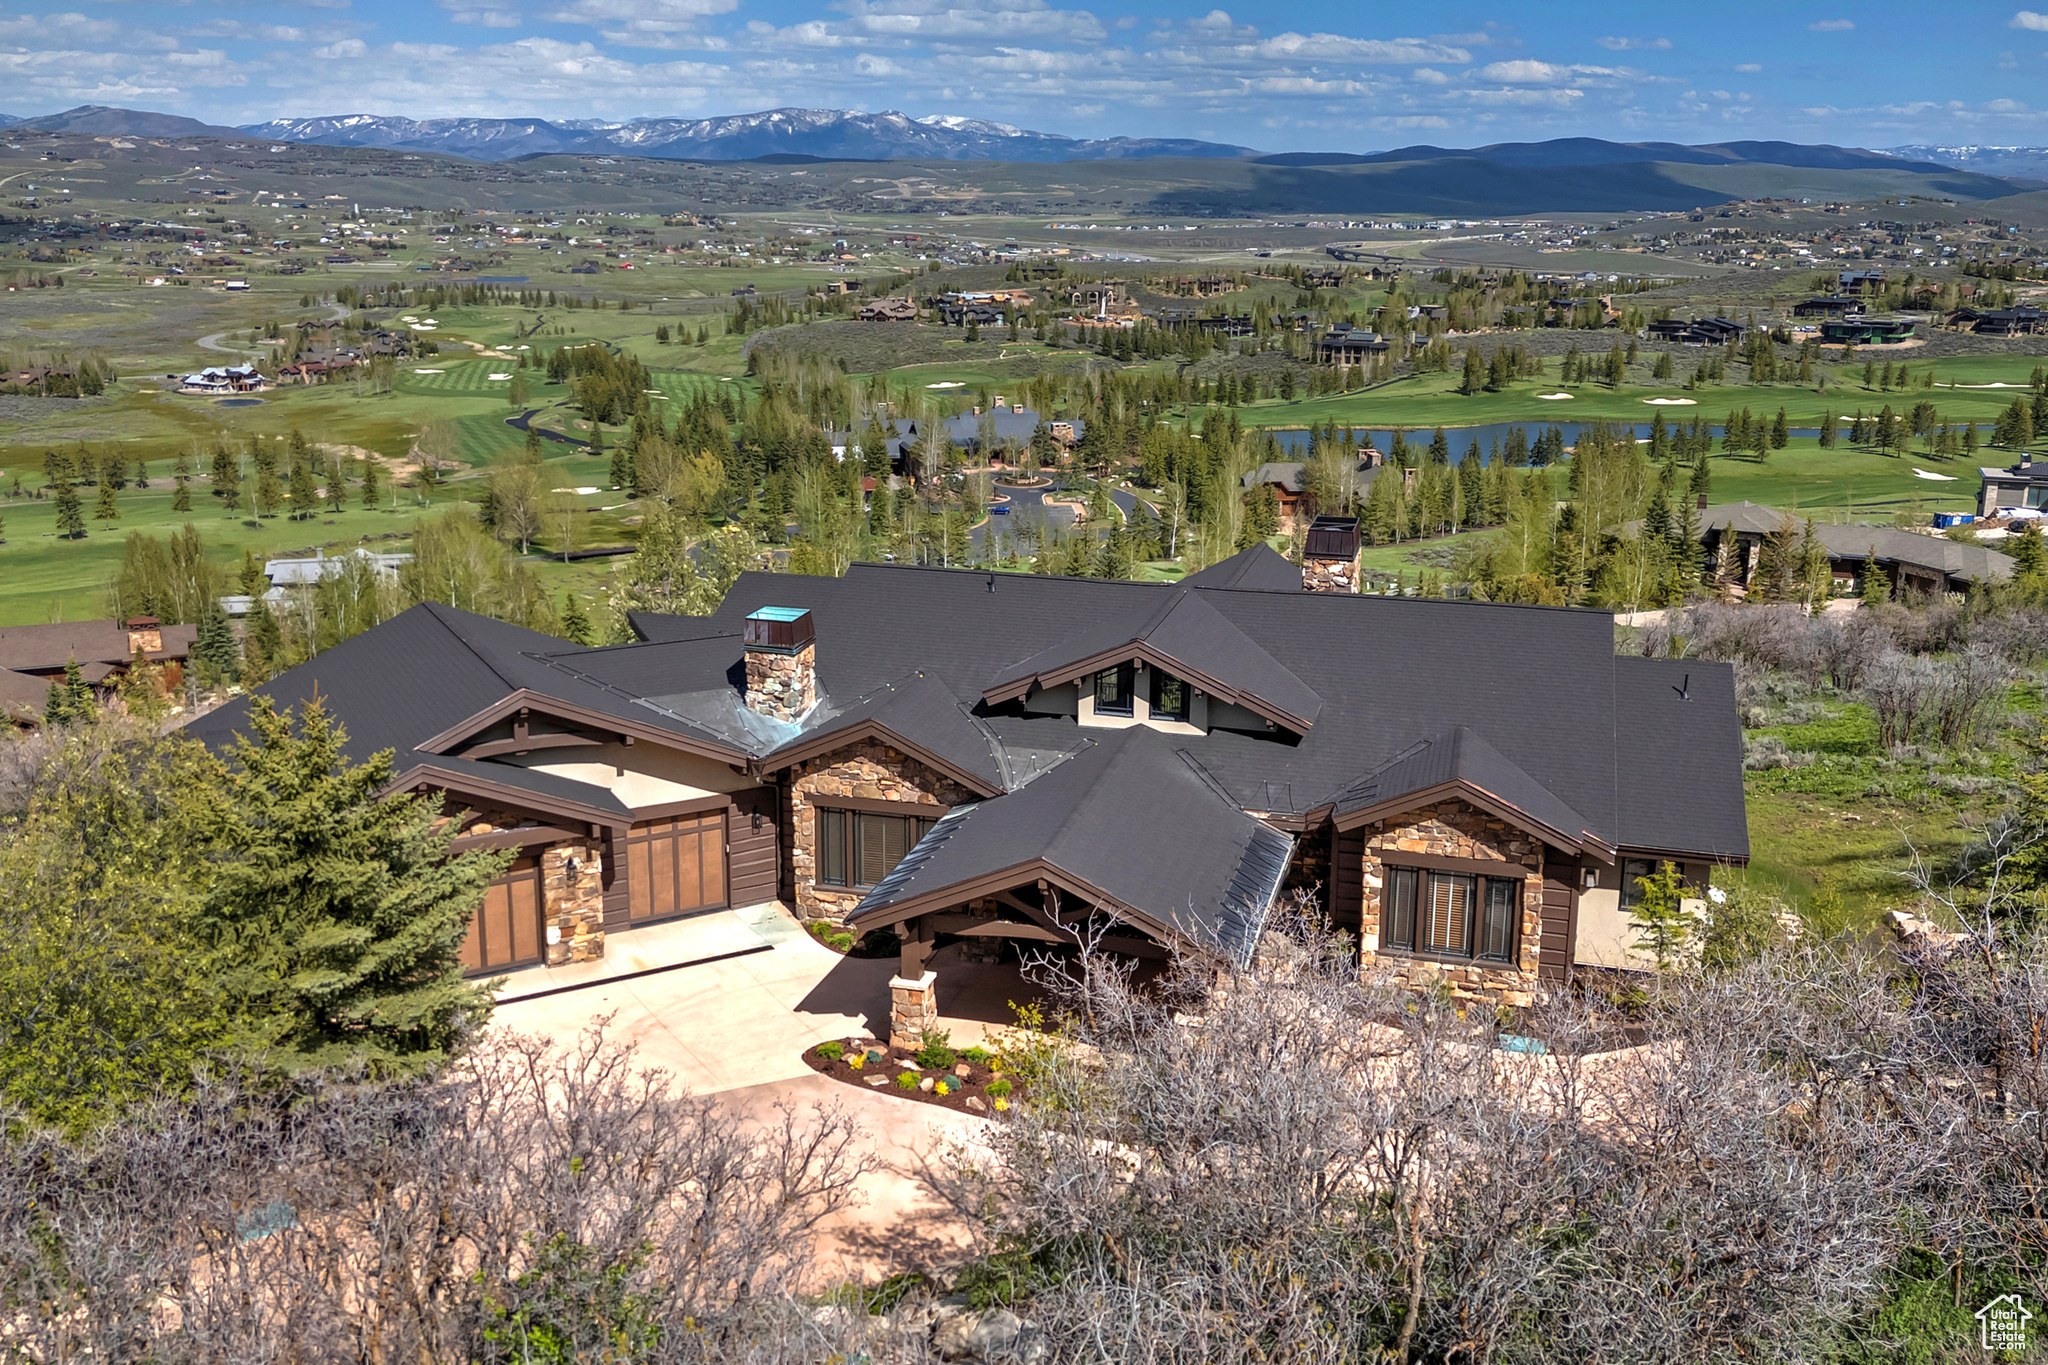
[417,601,529,693]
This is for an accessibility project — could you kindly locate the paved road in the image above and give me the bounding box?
[975,481,1144,549]
[196,300,350,356]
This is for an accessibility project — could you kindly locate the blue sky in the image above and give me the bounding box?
[2,0,2046,148]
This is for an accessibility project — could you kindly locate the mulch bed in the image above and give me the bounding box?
[803,1038,1020,1116]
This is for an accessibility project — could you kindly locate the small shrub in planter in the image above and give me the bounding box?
[896,1071,919,1092]
[914,1029,958,1071]
[864,1048,888,1067]
[960,1046,993,1066]
[826,931,854,952]
[932,1078,952,1096]
[847,1051,865,1071]
[817,1040,845,1063]
[985,1078,1013,1100]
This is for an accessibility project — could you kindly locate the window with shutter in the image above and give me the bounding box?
[857,813,890,886]
[820,807,848,886]
[1480,877,1517,962]
[1386,866,1418,951]
[1424,872,1473,956]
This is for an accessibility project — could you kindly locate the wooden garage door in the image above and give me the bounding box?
[626,811,726,923]
[462,859,544,974]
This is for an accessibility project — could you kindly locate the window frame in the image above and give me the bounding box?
[1619,857,1657,911]
[1093,662,1137,717]
[1150,667,1189,721]
[815,804,937,891]
[1380,862,1521,966]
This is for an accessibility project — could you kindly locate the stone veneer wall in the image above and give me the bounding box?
[1302,552,1360,594]
[745,641,817,721]
[1358,798,1543,1006]
[541,838,605,965]
[788,739,977,922]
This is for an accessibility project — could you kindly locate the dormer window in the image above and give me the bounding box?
[1151,670,1188,721]
[1094,663,1135,717]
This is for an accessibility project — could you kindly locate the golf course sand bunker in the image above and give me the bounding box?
[1536,392,1573,400]
[1643,397,1697,405]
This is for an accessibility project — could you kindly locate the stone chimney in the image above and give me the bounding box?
[124,616,164,655]
[743,607,817,720]
[1302,516,1362,594]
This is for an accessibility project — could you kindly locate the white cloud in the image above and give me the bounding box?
[1409,66,1450,84]
[1734,62,1761,72]
[312,37,366,57]
[442,0,522,26]
[1464,86,1583,107]
[544,0,738,44]
[1807,19,1853,31]
[1596,36,1670,51]
[2010,11,2048,30]
[1248,32,1470,63]
[834,0,1106,44]
[1372,114,1448,129]
[1474,59,1624,84]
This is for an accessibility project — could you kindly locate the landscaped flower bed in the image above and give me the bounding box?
[803,1032,1019,1115]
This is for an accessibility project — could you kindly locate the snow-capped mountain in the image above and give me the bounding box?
[1887,145,2048,179]
[238,107,1257,163]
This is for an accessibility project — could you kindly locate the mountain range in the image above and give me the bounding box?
[232,108,1258,163]
[0,105,2039,211]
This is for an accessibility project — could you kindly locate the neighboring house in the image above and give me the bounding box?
[1838,269,1888,293]
[1695,502,2014,597]
[1978,454,2048,518]
[1316,324,1390,366]
[1818,316,1916,345]
[1645,317,1746,346]
[1948,306,2046,337]
[857,297,918,321]
[832,403,1086,478]
[1791,295,1865,319]
[186,545,1748,1029]
[221,549,413,617]
[178,364,266,395]
[0,617,198,724]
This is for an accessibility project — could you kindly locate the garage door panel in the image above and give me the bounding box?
[464,861,544,975]
[626,810,728,924]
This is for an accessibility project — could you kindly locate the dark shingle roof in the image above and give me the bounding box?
[1181,543,1304,592]
[851,726,1293,964]
[1612,658,1749,860]
[1333,724,1602,850]
[985,582,1324,730]
[0,620,199,672]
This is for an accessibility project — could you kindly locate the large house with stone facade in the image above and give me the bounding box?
[185,542,1747,1039]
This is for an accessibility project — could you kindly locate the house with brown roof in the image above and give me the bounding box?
[0,618,198,725]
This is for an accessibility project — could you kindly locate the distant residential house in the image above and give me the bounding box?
[1316,324,1390,366]
[1692,502,2012,597]
[1838,269,1888,293]
[0,617,199,726]
[1948,305,2045,337]
[221,549,414,617]
[1240,461,1383,530]
[178,364,266,394]
[1644,317,1746,347]
[1818,316,1916,345]
[1978,454,2048,518]
[1791,295,1865,319]
[857,297,918,322]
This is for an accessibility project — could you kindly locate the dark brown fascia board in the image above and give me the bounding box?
[458,732,605,761]
[846,857,1222,960]
[757,719,1003,798]
[416,688,747,766]
[1331,777,1611,861]
[389,762,624,830]
[983,641,1315,735]
[1618,843,1751,869]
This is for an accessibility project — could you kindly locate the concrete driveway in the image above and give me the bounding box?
[489,904,1018,1283]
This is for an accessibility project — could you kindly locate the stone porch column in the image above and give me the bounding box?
[889,971,938,1047]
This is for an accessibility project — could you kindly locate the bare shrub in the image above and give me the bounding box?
[1966,604,2048,665]
[935,935,1947,1364]
[1861,648,1939,749]
[0,1023,877,1364]
[1743,734,1817,770]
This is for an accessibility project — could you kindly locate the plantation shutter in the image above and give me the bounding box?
[1387,867,1418,951]
[1425,873,1472,956]
[857,813,890,887]
[1480,878,1517,962]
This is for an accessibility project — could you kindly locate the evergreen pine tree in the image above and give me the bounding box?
[244,604,283,681]
[289,457,318,519]
[560,591,593,644]
[172,476,192,512]
[1860,552,1891,605]
[94,479,119,521]
[193,597,239,685]
[195,696,502,1075]
[54,479,84,538]
[362,456,382,508]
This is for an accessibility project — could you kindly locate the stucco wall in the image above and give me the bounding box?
[513,742,757,811]
[786,739,976,922]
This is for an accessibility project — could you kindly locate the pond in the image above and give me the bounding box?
[215,398,265,408]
